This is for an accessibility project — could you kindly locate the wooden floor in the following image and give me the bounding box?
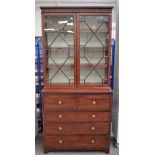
[35,132,119,155]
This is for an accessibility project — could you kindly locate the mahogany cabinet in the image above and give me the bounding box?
[41,7,113,154]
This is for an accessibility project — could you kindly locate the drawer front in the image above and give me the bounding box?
[78,95,111,110]
[45,122,110,135]
[45,135,109,149]
[44,95,77,110]
[44,111,111,123]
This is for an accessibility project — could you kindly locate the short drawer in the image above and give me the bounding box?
[78,95,111,110]
[44,95,77,110]
[44,111,111,123]
[45,122,110,135]
[45,135,109,150]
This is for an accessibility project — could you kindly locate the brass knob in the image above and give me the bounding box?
[92,101,96,105]
[58,126,62,130]
[92,114,96,118]
[58,114,62,118]
[91,126,95,131]
[58,100,62,104]
[91,139,95,144]
[59,140,63,144]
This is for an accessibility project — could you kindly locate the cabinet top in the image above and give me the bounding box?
[40,6,113,13]
[42,87,112,94]
[40,6,113,9]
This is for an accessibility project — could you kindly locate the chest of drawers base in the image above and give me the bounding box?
[42,92,112,154]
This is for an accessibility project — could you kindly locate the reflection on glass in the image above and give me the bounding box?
[80,16,109,85]
[44,16,74,84]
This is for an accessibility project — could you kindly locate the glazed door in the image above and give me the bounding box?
[42,14,76,86]
[78,14,111,86]
[42,13,111,87]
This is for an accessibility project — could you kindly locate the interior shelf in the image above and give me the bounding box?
[44,29,108,33]
[44,46,108,50]
[47,63,107,69]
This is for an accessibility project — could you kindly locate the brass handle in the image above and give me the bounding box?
[58,114,62,118]
[58,126,62,131]
[91,126,95,131]
[59,140,63,144]
[92,114,96,118]
[91,139,95,144]
[92,101,96,105]
[58,100,62,104]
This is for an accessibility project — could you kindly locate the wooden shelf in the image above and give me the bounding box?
[45,29,74,33]
[45,47,74,50]
[47,63,107,69]
[44,46,108,51]
[80,29,108,33]
[80,63,108,68]
[44,29,108,33]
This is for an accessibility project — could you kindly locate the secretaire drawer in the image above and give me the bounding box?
[45,135,109,150]
[78,95,111,110]
[44,111,111,123]
[44,95,77,110]
[45,122,110,135]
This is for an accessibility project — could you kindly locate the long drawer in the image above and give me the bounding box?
[44,95,77,110]
[44,111,111,123]
[45,122,110,135]
[45,135,109,150]
[78,95,111,110]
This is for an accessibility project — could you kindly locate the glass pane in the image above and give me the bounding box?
[44,16,74,84]
[80,16,109,85]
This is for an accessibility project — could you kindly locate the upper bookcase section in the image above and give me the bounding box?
[41,7,113,88]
